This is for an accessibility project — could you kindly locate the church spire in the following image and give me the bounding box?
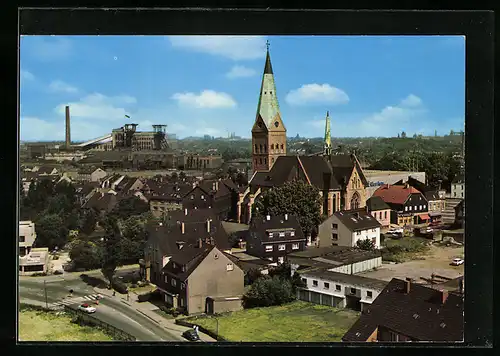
[264,40,273,74]
[324,111,332,156]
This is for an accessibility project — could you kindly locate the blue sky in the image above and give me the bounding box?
[19,35,465,141]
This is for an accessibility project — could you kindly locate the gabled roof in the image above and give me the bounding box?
[372,184,424,205]
[366,196,391,211]
[333,208,381,232]
[342,278,464,342]
[249,214,306,242]
[162,244,215,281]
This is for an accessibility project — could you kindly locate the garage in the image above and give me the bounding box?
[310,291,321,304]
[298,289,309,302]
[321,294,333,306]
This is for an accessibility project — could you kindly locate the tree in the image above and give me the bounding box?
[234,172,248,187]
[79,208,99,236]
[69,239,104,270]
[244,268,263,286]
[110,196,149,220]
[34,214,68,250]
[101,216,122,283]
[356,238,376,251]
[412,133,417,139]
[397,133,400,138]
[242,275,295,308]
[119,216,147,264]
[253,180,322,236]
[401,131,407,139]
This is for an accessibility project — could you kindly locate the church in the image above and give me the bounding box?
[237,42,369,224]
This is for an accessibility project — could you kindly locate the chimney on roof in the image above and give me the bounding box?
[184,208,188,216]
[181,222,185,234]
[284,214,288,221]
[405,277,411,294]
[266,215,271,221]
[207,218,211,233]
[440,289,449,304]
[198,238,203,249]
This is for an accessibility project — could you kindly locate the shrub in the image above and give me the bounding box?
[242,275,295,309]
[111,277,128,294]
[137,293,151,303]
[54,270,64,275]
[31,272,47,277]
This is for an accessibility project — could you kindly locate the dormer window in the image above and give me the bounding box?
[279,232,285,237]
[190,195,194,200]
[268,233,273,238]
[290,231,295,237]
[181,265,186,272]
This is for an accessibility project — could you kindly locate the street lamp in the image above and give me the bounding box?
[43,280,48,309]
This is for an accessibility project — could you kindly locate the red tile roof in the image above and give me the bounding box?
[373,184,422,205]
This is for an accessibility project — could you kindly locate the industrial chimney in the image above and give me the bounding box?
[65,105,71,148]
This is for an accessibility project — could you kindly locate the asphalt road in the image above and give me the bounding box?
[19,274,181,342]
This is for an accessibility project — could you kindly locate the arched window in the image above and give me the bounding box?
[260,144,263,153]
[271,144,274,150]
[264,144,267,153]
[350,192,361,210]
[280,144,284,151]
[255,144,258,153]
[264,158,267,164]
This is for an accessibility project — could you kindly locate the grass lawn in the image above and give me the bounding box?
[19,308,113,342]
[185,301,360,342]
[129,284,156,294]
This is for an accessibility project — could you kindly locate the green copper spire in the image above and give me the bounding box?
[324,111,332,155]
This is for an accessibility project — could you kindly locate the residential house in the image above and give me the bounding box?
[160,243,244,315]
[451,175,465,199]
[82,191,119,215]
[183,179,240,221]
[342,278,464,342]
[35,166,59,176]
[317,208,381,249]
[148,183,192,218]
[297,269,387,312]
[365,196,391,228]
[19,221,36,257]
[288,246,382,276]
[75,182,100,207]
[372,184,429,226]
[240,153,369,223]
[394,177,446,213]
[77,167,107,182]
[245,214,306,264]
[100,174,126,189]
[143,210,230,288]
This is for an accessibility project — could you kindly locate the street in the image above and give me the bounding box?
[18,274,182,342]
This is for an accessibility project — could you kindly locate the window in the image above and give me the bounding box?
[356,231,361,235]
[181,283,185,290]
[372,228,376,232]
[290,231,295,237]
[164,276,168,283]
[278,257,284,264]
[332,233,338,241]
[171,278,177,287]
[254,144,258,153]
[332,223,338,230]
[384,211,387,219]
[279,232,285,237]
[259,158,262,164]
[409,206,412,211]
[324,282,330,289]
[281,144,284,150]
[278,244,286,251]
[226,263,234,271]
[419,205,422,210]
[172,262,177,268]
[461,192,464,198]
[181,265,186,272]
[350,288,356,295]
[19,235,25,243]
[268,233,273,238]
[292,243,299,250]
[367,291,373,299]
[265,245,273,252]
[301,278,307,284]
[336,284,341,291]
[264,158,267,165]
[179,298,184,307]
[190,195,194,200]
[424,205,427,210]
[271,144,274,150]
[405,206,408,211]
[270,91,273,95]
[214,253,219,259]
[414,206,417,211]
[312,280,318,287]
[201,195,204,200]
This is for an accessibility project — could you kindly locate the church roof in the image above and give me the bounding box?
[264,50,273,74]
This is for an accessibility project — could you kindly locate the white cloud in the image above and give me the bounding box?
[54,93,137,120]
[168,36,267,60]
[48,80,79,93]
[171,90,237,109]
[400,94,422,107]
[22,36,73,61]
[20,70,34,81]
[285,84,349,106]
[226,65,257,79]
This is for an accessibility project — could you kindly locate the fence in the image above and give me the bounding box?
[63,305,136,341]
[175,318,226,342]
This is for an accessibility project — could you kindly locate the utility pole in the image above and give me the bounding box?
[44,280,48,309]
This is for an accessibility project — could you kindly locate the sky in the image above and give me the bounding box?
[19,35,465,141]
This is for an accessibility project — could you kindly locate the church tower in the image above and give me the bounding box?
[251,41,287,172]
[323,111,332,156]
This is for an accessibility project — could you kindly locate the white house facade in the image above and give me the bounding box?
[330,209,381,249]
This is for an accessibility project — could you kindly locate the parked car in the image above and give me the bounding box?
[182,329,201,342]
[78,303,97,313]
[451,258,464,266]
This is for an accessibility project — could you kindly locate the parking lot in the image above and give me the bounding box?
[358,244,464,282]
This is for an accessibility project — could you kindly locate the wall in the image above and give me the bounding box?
[327,257,382,275]
[351,227,381,249]
[451,182,465,199]
[370,209,391,227]
[19,221,36,253]
[187,248,244,315]
[212,298,243,314]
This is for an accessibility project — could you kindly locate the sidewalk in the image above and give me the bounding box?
[93,287,216,342]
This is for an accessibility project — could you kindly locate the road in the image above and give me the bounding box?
[18,273,182,342]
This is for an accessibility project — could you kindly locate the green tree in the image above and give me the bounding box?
[119,216,148,264]
[79,208,99,236]
[242,275,295,308]
[253,180,322,236]
[69,239,104,270]
[401,131,407,139]
[101,216,122,283]
[110,196,149,220]
[244,268,263,286]
[356,238,376,251]
[34,214,68,250]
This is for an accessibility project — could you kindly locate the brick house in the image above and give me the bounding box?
[365,196,391,228]
[372,184,429,226]
[342,278,464,342]
[245,214,306,264]
[160,243,244,315]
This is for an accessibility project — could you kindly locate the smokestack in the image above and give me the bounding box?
[405,277,411,294]
[207,219,211,233]
[440,289,449,304]
[65,106,71,148]
[181,222,185,234]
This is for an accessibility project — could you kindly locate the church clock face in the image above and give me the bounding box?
[274,121,279,128]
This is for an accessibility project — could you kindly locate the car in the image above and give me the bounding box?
[182,329,201,342]
[451,258,464,266]
[78,303,97,314]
